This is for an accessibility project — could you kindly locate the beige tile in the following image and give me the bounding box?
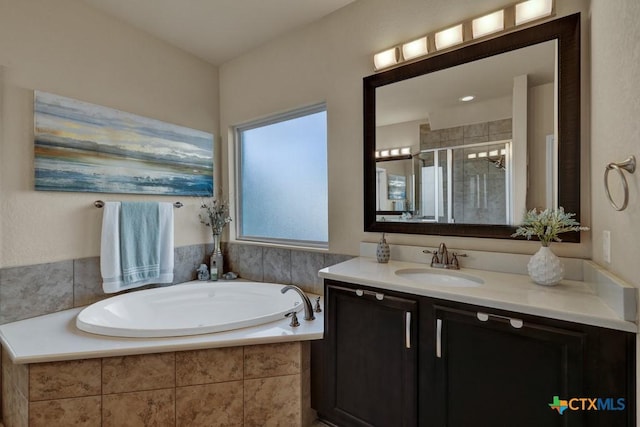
[102,352,175,394]
[300,343,314,427]
[30,359,101,401]
[2,377,28,427]
[29,396,101,427]
[2,348,28,399]
[244,342,301,379]
[102,388,175,427]
[244,374,301,427]
[176,347,243,386]
[176,381,243,427]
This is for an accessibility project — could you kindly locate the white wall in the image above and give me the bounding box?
[220,0,590,257]
[590,0,640,288]
[0,0,219,268]
[590,3,640,418]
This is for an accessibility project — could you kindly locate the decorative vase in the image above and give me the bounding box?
[376,233,390,263]
[209,233,224,280]
[527,245,564,286]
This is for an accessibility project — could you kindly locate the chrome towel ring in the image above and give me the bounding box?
[604,156,636,211]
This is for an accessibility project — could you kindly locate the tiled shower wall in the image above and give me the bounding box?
[420,119,513,224]
[0,242,352,325]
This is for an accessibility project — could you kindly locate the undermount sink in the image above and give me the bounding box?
[395,268,484,288]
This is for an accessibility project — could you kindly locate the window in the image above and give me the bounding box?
[235,104,328,247]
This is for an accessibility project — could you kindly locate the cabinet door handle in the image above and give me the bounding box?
[436,318,442,358]
[350,288,384,300]
[477,311,524,329]
[405,312,411,349]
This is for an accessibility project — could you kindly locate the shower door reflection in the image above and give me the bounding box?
[418,140,511,225]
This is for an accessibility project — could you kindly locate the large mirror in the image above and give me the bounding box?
[364,14,580,241]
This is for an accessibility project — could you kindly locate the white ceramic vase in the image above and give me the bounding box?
[527,245,564,286]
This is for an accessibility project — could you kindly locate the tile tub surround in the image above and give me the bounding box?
[2,341,313,426]
[0,242,352,325]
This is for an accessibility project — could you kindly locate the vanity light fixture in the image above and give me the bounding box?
[374,47,400,70]
[435,24,463,51]
[402,37,429,61]
[478,152,488,158]
[376,146,413,160]
[460,95,475,102]
[515,0,553,25]
[489,150,499,157]
[467,153,478,159]
[472,10,505,39]
[371,0,555,71]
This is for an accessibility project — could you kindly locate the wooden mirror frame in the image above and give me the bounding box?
[364,13,581,242]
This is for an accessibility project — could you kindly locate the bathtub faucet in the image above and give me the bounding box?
[281,285,315,321]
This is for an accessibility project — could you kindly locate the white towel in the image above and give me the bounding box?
[100,202,174,293]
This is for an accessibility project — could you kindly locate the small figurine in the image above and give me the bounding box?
[196,264,210,281]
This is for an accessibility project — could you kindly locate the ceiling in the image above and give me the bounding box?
[376,40,556,127]
[80,0,356,65]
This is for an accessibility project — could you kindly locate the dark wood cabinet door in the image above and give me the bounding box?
[321,280,418,427]
[429,305,586,427]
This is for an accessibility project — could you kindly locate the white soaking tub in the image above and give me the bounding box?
[76,280,303,338]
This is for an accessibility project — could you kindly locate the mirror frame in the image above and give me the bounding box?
[364,13,581,242]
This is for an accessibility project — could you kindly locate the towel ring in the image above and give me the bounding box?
[604,156,636,211]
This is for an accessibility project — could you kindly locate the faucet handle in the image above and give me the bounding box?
[449,252,467,269]
[314,296,322,313]
[285,311,300,327]
[423,249,440,266]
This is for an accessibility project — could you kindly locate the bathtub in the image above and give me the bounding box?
[76,280,304,338]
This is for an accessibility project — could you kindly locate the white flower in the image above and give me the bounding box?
[511,207,588,246]
[199,197,232,236]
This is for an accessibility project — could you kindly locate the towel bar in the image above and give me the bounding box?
[94,200,183,208]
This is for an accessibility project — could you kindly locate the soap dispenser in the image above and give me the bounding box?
[376,233,390,263]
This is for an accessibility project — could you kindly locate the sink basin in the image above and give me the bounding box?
[395,268,484,288]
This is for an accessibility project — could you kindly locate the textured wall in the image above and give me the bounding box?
[590,1,640,288]
[219,0,591,258]
[0,0,219,268]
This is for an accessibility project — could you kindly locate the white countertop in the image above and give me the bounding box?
[319,257,637,333]
[0,297,324,364]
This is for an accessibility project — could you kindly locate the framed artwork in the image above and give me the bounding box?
[388,174,406,200]
[34,91,214,196]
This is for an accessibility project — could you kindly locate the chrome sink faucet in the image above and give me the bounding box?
[424,243,467,270]
[281,285,315,321]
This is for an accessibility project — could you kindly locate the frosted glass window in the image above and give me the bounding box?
[236,104,328,247]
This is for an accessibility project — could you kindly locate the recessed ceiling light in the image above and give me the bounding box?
[460,95,475,102]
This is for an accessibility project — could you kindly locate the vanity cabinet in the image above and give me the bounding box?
[425,304,585,426]
[319,280,419,427]
[315,280,635,427]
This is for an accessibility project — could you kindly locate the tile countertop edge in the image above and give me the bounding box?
[0,297,324,365]
[319,258,638,334]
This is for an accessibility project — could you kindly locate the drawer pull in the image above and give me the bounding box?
[436,318,442,358]
[477,312,524,329]
[405,312,411,349]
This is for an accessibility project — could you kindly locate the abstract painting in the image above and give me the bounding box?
[34,91,214,196]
